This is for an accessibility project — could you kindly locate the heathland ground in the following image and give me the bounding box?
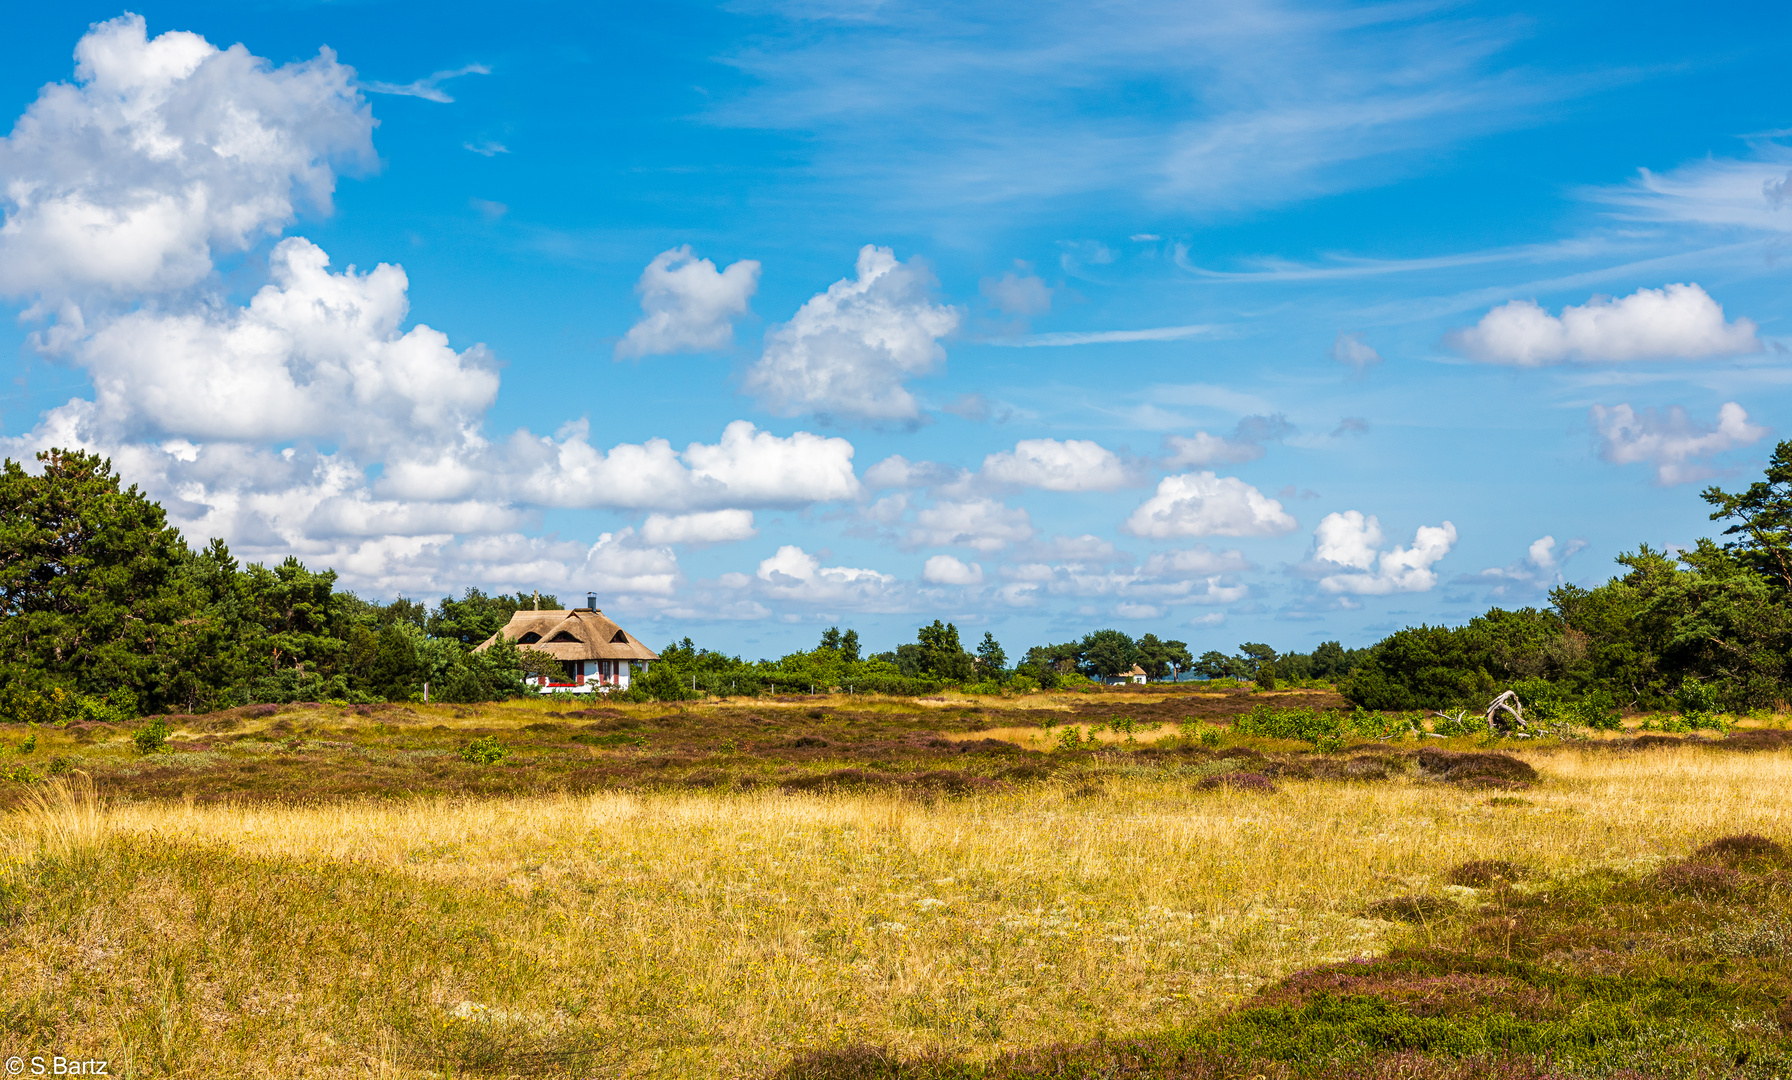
[3,686,1791,1078]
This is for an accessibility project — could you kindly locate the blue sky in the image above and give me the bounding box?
[2,1,1790,660]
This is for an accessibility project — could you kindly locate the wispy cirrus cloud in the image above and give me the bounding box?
[988,324,1221,347]
[712,1,1590,218]
[365,63,490,103]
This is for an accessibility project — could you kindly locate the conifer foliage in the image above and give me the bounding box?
[1344,439,1792,712]
[0,449,532,715]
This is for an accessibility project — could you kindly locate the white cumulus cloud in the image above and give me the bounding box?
[640,509,757,545]
[1123,473,1297,538]
[993,540,1251,611]
[981,438,1129,491]
[922,554,984,585]
[0,18,888,610]
[1161,414,1292,468]
[1308,511,1457,595]
[615,245,760,359]
[979,267,1051,316]
[907,498,1035,552]
[1162,432,1260,467]
[75,237,497,446]
[1590,401,1768,485]
[862,454,961,491]
[747,545,900,608]
[507,419,862,511]
[1141,546,1255,575]
[1330,331,1382,372]
[1463,535,1588,598]
[744,245,960,423]
[1449,283,1759,366]
[0,14,374,301]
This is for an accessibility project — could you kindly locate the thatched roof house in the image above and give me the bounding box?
[475,600,659,692]
[1109,664,1148,685]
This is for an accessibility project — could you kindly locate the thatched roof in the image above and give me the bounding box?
[474,608,659,662]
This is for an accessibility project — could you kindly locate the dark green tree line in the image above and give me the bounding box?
[1342,442,1792,713]
[0,450,536,717]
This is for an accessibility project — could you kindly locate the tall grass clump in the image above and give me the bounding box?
[15,771,105,863]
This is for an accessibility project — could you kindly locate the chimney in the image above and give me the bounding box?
[587,592,597,610]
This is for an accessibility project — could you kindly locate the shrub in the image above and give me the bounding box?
[1428,710,1480,737]
[133,718,169,755]
[1414,749,1538,785]
[1717,729,1792,752]
[15,733,35,755]
[1703,915,1792,958]
[1231,704,1340,742]
[1647,860,1741,898]
[631,662,701,702]
[1676,679,1717,718]
[1571,691,1623,731]
[1231,704,1418,745]
[0,685,136,726]
[458,735,508,765]
[1183,721,1223,747]
[1693,833,1786,869]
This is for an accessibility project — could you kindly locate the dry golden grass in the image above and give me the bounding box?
[4,745,1790,1078]
[944,722,1190,748]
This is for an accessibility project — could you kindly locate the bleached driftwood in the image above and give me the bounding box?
[1483,690,1526,735]
[1429,693,1531,738]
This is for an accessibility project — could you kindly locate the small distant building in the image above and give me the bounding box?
[1108,664,1149,686]
[474,594,659,693]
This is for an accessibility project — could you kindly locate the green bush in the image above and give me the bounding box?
[1231,704,1417,745]
[133,718,169,755]
[1457,679,1622,735]
[0,685,136,726]
[1570,691,1623,731]
[458,735,508,764]
[1428,709,1480,737]
[630,662,701,702]
[1675,680,1722,729]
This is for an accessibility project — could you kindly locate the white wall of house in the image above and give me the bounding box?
[530,658,650,694]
